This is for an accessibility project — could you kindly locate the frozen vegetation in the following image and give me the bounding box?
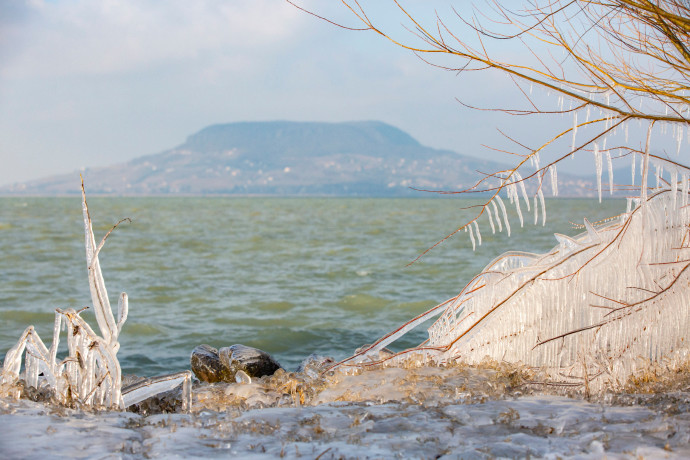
[347,183,690,393]
[0,182,192,410]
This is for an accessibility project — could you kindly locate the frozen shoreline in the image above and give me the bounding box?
[2,363,689,459]
[2,392,688,459]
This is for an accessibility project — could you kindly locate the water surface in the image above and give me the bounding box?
[0,197,624,374]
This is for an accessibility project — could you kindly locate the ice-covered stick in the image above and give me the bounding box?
[81,179,117,345]
[121,371,192,410]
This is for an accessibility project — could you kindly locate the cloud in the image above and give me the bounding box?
[0,0,307,78]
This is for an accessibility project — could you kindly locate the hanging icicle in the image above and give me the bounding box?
[571,112,578,157]
[671,169,678,210]
[539,187,546,226]
[514,185,524,228]
[486,206,496,234]
[631,152,636,187]
[473,220,482,246]
[491,199,503,233]
[495,196,511,237]
[606,151,614,195]
[549,165,559,196]
[641,124,653,204]
[514,172,530,211]
[594,143,602,202]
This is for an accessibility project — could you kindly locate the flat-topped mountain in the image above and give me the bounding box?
[2,121,594,196]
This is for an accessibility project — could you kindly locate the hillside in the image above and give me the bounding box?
[1,121,595,196]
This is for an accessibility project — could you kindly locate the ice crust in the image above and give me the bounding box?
[2,378,689,459]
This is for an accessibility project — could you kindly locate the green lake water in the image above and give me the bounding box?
[0,196,624,375]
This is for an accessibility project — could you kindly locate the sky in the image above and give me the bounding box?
[0,0,595,187]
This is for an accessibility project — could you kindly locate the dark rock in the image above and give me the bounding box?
[190,344,233,383]
[218,344,282,379]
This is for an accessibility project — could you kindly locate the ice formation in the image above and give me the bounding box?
[0,182,192,409]
[345,167,690,392]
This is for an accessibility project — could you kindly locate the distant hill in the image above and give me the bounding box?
[1,121,596,196]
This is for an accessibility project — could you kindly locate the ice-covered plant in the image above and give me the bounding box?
[0,181,192,409]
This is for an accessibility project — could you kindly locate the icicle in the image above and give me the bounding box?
[671,169,678,210]
[683,173,689,207]
[626,197,632,214]
[550,165,559,196]
[495,196,511,237]
[507,181,515,204]
[606,151,613,194]
[486,206,496,234]
[631,152,636,187]
[625,123,629,143]
[533,195,539,225]
[571,112,578,156]
[467,225,476,251]
[514,172,530,211]
[594,143,602,202]
[538,188,546,226]
[491,199,503,232]
[514,189,524,228]
[641,124,653,204]
[586,106,590,122]
[677,124,683,156]
[655,164,662,190]
[473,220,482,246]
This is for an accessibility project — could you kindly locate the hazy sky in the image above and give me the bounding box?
[0,0,588,187]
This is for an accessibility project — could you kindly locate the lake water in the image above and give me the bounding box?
[1,196,688,458]
[0,196,625,374]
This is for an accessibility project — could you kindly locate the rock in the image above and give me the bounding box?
[191,343,283,383]
[190,344,233,383]
[218,344,282,379]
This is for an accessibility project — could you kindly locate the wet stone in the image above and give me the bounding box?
[190,344,233,383]
[191,344,283,383]
[219,344,282,379]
